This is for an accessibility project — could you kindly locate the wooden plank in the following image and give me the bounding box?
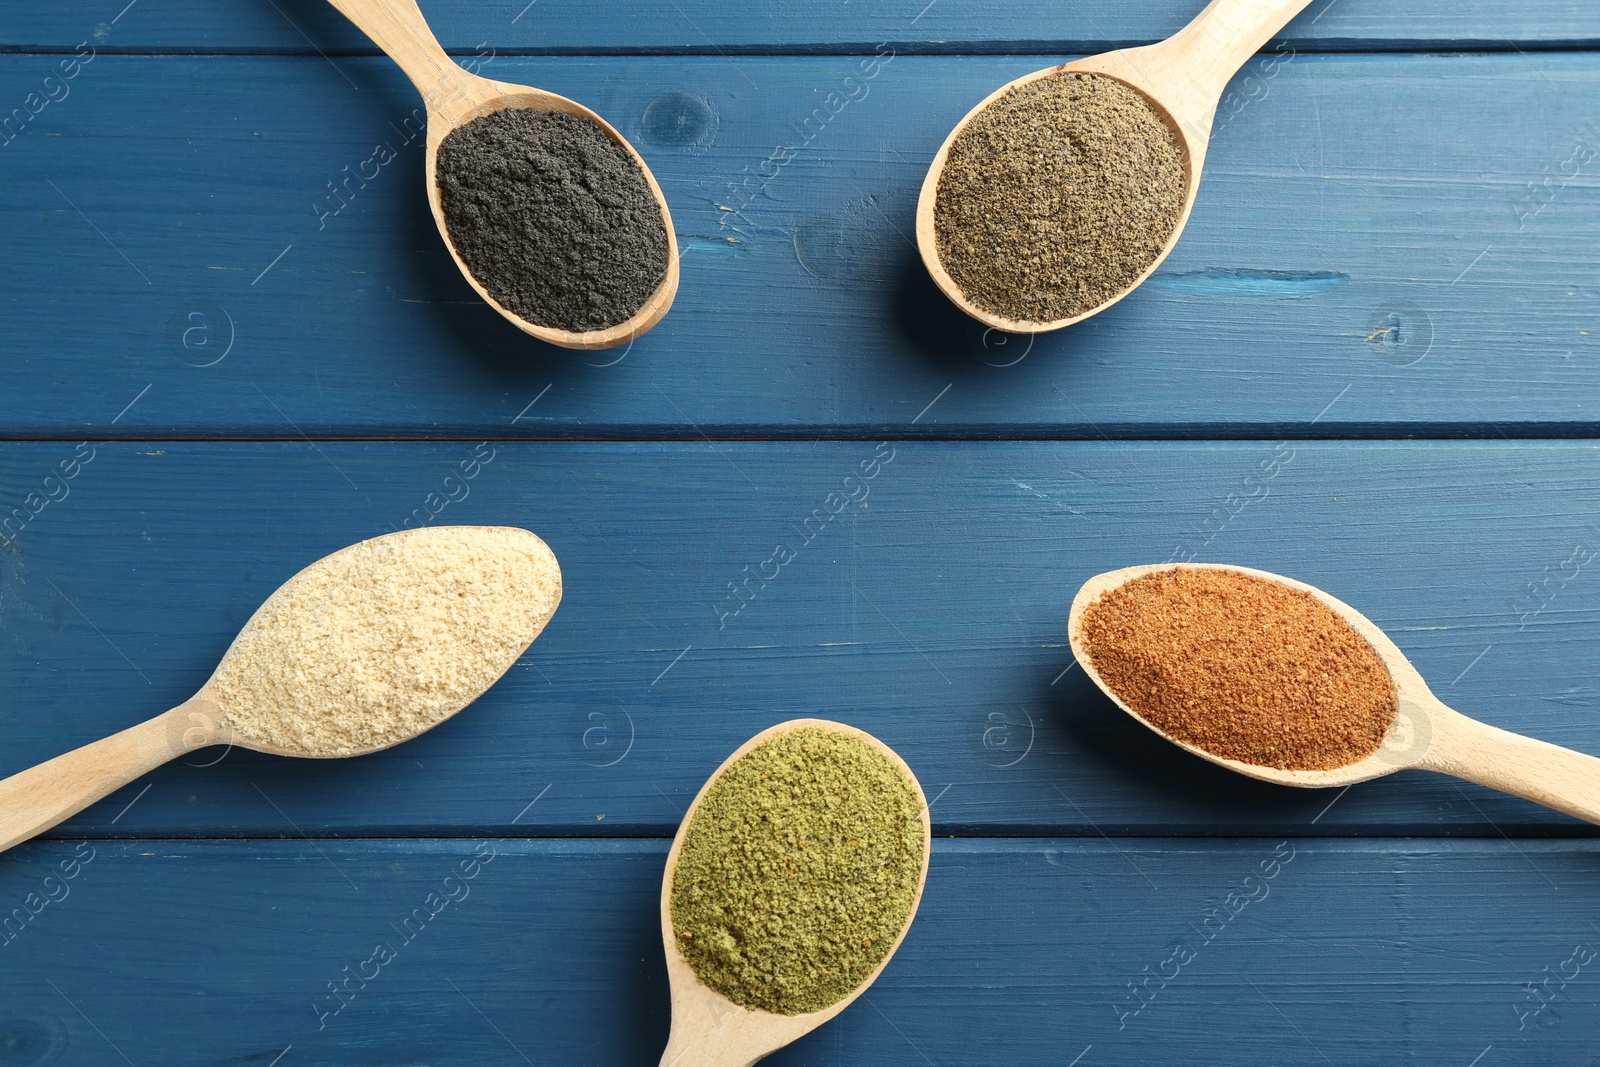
[2,54,1597,438]
[6,0,1599,53]
[0,837,1595,1064]
[3,440,1597,837]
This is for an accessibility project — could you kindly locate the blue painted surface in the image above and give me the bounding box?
[0,53,1598,436]
[0,1,1597,1064]
[2,839,1599,1065]
[2,440,1598,838]
[5,0,1599,52]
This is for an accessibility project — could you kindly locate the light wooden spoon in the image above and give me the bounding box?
[325,0,678,350]
[0,526,561,854]
[1069,562,1600,823]
[916,0,1315,334]
[658,718,932,1067]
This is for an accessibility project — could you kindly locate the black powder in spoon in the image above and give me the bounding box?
[436,108,669,333]
[933,72,1185,323]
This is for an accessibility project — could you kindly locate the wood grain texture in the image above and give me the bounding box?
[5,0,1598,53]
[1,837,1597,1066]
[1,54,1598,437]
[1427,711,1600,827]
[2,440,1596,837]
[0,0,1594,1059]
[0,705,197,853]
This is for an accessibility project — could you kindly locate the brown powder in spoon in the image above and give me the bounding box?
[1079,567,1396,770]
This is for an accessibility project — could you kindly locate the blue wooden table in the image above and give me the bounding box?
[3,2,1599,1064]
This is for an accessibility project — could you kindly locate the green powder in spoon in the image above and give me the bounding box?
[668,726,926,1015]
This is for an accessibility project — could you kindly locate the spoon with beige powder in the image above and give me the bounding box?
[1069,562,1600,823]
[0,526,561,853]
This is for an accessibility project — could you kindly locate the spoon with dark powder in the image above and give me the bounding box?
[917,0,1317,333]
[326,0,677,349]
[0,527,562,854]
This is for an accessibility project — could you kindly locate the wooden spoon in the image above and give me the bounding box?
[0,526,562,854]
[325,0,678,350]
[1069,563,1600,823]
[916,0,1315,334]
[658,718,932,1067]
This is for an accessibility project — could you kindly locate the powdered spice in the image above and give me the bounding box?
[669,726,925,1015]
[212,526,561,756]
[1080,567,1397,770]
[933,72,1185,322]
[436,108,668,332]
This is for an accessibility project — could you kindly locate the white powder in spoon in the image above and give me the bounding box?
[209,526,561,757]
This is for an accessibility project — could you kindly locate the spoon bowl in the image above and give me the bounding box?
[0,526,561,853]
[658,718,931,1067]
[916,0,1314,333]
[1070,563,1600,823]
[327,0,678,350]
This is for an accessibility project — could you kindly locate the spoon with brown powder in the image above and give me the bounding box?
[658,719,931,1066]
[324,0,679,350]
[1069,563,1600,823]
[917,0,1315,333]
[0,526,562,854]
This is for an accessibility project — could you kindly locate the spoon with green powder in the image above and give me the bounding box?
[0,526,562,854]
[1069,563,1600,824]
[324,0,678,349]
[917,0,1315,333]
[659,719,931,1066]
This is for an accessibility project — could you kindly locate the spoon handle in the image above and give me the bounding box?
[325,0,481,112]
[1162,0,1317,102]
[659,1018,770,1067]
[1424,711,1600,826]
[0,705,200,853]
